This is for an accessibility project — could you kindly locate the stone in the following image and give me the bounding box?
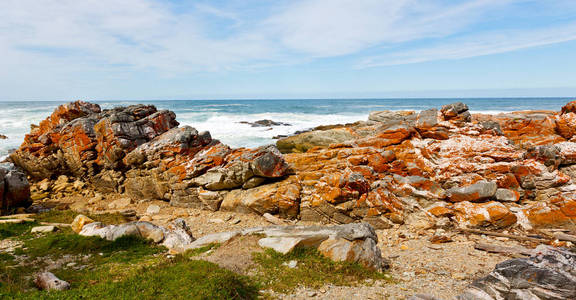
[441,102,470,122]
[78,219,194,252]
[276,128,356,153]
[34,272,70,291]
[0,163,31,212]
[446,181,497,202]
[71,214,95,233]
[459,245,576,300]
[263,213,286,225]
[317,237,384,270]
[31,225,56,233]
[495,188,519,202]
[108,198,132,209]
[146,204,161,215]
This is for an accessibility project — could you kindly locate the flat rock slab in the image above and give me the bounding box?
[186,223,384,270]
[31,225,56,233]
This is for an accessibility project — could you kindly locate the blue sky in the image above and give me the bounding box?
[1,0,576,100]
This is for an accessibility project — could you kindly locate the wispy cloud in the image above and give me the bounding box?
[358,22,576,67]
[0,0,575,77]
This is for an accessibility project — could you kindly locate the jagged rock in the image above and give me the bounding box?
[458,245,576,300]
[34,272,70,291]
[446,181,497,202]
[0,162,31,213]
[441,102,471,122]
[368,111,416,125]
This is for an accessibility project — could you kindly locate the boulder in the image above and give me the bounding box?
[34,272,70,291]
[71,214,95,233]
[459,246,576,300]
[0,163,31,213]
[78,218,195,252]
[446,181,497,202]
[276,128,356,153]
[441,102,471,122]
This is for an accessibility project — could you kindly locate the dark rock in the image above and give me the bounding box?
[0,162,31,214]
[446,181,497,202]
[239,119,291,127]
[459,246,576,300]
[0,134,7,139]
[441,102,471,122]
[480,121,503,135]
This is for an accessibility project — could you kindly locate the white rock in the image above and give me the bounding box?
[34,272,70,291]
[146,204,161,215]
[31,226,56,233]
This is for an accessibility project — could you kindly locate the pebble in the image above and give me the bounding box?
[146,205,161,215]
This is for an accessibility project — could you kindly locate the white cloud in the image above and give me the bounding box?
[357,23,576,67]
[0,0,575,80]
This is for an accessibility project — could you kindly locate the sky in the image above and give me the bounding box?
[1,0,576,100]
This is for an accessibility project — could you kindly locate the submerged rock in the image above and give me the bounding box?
[239,119,291,127]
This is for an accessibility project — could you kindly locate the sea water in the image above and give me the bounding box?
[0,98,572,160]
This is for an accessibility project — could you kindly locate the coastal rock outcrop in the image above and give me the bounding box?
[11,99,576,229]
[10,101,291,215]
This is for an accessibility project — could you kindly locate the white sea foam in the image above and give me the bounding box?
[177,112,367,148]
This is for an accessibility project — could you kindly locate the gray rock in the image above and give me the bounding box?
[0,162,31,213]
[31,225,57,233]
[78,219,195,252]
[480,121,503,135]
[495,188,518,202]
[34,272,70,291]
[441,102,471,122]
[368,111,416,125]
[458,245,576,300]
[447,181,497,202]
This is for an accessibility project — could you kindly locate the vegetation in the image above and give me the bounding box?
[252,247,391,293]
[0,214,390,299]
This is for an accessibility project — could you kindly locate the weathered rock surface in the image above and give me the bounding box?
[34,272,70,291]
[239,119,291,127]
[186,223,385,270]
[0,162,31,214]
[12,99,576,229]
[458,245,576,300]
[77,217,195,252]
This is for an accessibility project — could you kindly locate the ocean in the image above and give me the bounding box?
[0,98,573,160]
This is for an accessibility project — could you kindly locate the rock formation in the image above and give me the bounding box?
[0,162,31,214]
[9,99,576,230]
[458,245,576,299]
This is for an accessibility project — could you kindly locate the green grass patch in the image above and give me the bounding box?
[0,221,38,239]
[4,257,259,299]
[253,247,390,293]
[14,229,164,259]
[34,209,128,225]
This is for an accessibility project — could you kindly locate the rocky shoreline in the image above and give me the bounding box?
[3,100,576,298]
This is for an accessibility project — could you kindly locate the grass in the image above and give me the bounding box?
[0,211,390,298]
[7,259,259,300]
[252,247,391,293]
[0,221,38,239]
